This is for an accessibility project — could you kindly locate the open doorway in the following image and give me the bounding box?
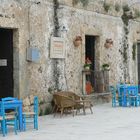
[0,28,13,98]
[85,35,96,94]
[85,35,95,71]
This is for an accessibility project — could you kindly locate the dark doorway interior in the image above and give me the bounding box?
[85,35,95,71]
[0,28,13,98]
[85,35,96,94]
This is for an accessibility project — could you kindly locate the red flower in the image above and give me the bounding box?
[85,57,92,65]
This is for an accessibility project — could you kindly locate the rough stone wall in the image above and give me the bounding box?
[0,0,140,114]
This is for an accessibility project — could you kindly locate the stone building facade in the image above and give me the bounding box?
[0,0,140,114]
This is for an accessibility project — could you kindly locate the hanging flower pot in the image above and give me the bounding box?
[73,36,82,47]
[104,38,113,48]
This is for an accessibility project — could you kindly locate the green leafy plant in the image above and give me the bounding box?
[134,9,140,18]
[80,0,89,6]
[72,0,89,7]
[48,86,56,94]
[122,4,130,12]
[44,106,52,115]
[39,109,43,116]
[121,5,133,26]
[115,3,121,12]
[102,63,110,71]
[103,2,111,12]
[39,100,45,105]
[84,57,92,69]
[84,63,91,69]
[132,42,136,60]
[72,0,79,5]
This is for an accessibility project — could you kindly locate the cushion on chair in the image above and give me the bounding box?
[0,114,16,121]
[5,115,15,120]
[0,116,3,120]
[23,112,36,116]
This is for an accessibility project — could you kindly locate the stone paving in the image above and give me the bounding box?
[1,103,140,140]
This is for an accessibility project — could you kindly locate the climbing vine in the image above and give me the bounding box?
[115,3,121,12]
[52,0,68,92]
[121,4,133,82]
[52,0,60,91]
[53,0,60,37]
[103,2,111,12]
[132,42,136,61]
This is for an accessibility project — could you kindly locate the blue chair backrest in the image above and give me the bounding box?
[34,96,38,115]
[127,85,138,96]
[2,97,18,102]
[116,84,127,96]
[2,97,18,111]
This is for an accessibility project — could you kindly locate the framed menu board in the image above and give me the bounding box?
[50,37,65,58]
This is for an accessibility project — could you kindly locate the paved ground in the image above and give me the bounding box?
[1,103,140,140]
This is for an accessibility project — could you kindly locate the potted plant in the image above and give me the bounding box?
[84,57,92,70]
[84,64,91,70]
[104,38,113,48]
[102,63,110,71]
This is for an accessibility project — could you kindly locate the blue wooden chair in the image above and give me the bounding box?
[2,97,19,130]
[22,96,38,131]
[0,101,18,136]
[116,84,127,106]
[0,101,6,136]
[109,86,122,107]
[127,86,139,107]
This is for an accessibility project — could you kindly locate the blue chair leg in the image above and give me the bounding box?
[14,118,17,135]
[34,115,36,129]
[118,96,122,106]
[112,97,116,107]
[1,120,6,137]
[128,97,131,107]
[34,115,38,130]
[135,98,138,107]
[23,115,26,131]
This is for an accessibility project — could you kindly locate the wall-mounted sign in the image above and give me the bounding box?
[26,48,40,63]
[50,37,65,59]
[0,59,7,66]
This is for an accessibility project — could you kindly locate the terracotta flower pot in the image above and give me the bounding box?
[104,42,112,48]
[104,39,113,48]
[74,40,82,47]
[74,36,82,47]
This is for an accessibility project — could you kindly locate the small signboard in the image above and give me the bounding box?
[0,59,7,66]
[50,37,65,59]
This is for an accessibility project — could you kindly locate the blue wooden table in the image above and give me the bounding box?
[4,99,23,131]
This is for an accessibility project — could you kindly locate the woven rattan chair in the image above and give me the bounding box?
[61,91,93,114]
[53,91,93,116]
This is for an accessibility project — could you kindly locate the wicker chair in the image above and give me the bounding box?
[53,91,93,116]
[53,94,76,117]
